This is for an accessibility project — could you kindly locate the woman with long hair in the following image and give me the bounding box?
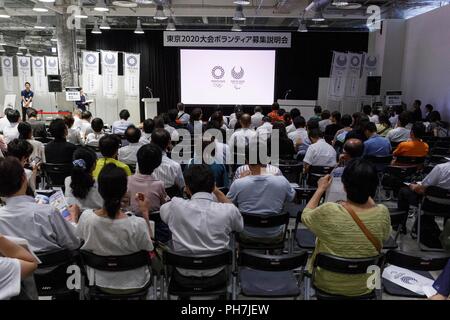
[376,113,393,137]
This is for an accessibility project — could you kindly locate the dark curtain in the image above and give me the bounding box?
[87,30,367,120]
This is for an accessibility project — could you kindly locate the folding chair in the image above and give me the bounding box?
[34,249,80,300]
[418,186,450,251]
[162,249,233,300]
[238,250,308,299]
[278,160,303,184]
[41,163,73,190]
[310,253,385,300]
[364,155,393,201]
[79,250,153,300]
[291,188,318,251]
[305,166,334,188]
[383,250,450,298]
[236,212,290,251]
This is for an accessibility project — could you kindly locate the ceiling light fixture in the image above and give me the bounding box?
[33,3,49,12]
[233,0,250,5]
[0,0,10,19]
[311,11,325,22]
[166,18,176,31]
[134,18,144,34]
[34,16,46,29]
[297,19,307,32]
[0,45,5,53]
[0,33,6,46]
[91,20,102,34]
[331,1,349,7]
[154,5,167,20]
[94,0,109,12]
[233,5,246,21]
[99,15,111,30]
[74,7,88,19]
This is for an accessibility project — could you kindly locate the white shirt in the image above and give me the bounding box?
[256,122,273,140]
[67,128,83,146]
[79,120,92,139]
[288,128,309,144]
[85,132,105,147]
[215,141,230,165]
[164,124,179,142]
[73,116,83,132]
[140,133,152,144]
[369,115,379,124]
[177,111,190,124]
[118,142,143,165]
[233,164,282,181]
[389,115,398,128]
[3,123,19,144]
[76,209,153,290]
[251,112,264,129]
[318,119,332,133]
[27,139,46,163]
[386,127,410,143]
[422,162,450,189]
[112,119,133,135]
[286,123,296,134]
[0,117,10,133]
[303,139,337,167]
[160,192,243,276]
[65,177,103,210]
[229,128,257,151]
[152,152,185,189]
[0,257,21,300]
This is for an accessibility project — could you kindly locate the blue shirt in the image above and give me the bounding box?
[363,134,391,157]
[21,89,34,107]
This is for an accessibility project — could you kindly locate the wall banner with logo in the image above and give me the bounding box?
[328,51,349,101]
[101,50,119,99]
[17,56,32,90]
[82,51,99,95]
[123,53,140,98]
[362,53,381,96]
[345,52,363,98]
[1,56,14,93]
[45,56,59,75]
[164,31,291,48]
[32,56,47,93]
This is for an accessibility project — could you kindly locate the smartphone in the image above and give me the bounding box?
[30,156,42,168]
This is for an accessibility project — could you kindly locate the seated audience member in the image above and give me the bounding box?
[318,110,332,133]
[303,129,337,173]
[362,105,376,123]
[208,106,228,128]
[79,110,93,139]
[428,110,447,137]
[64,114,83,146]
[430,260,450,300]
[325,111,343,139]
[268,102,284,123]
[3,109,20,144]
[286,108,301,134]
[389,105,403,128]
[272,122,295,160]
[85,118,105,147]
[229,105,243,129]
[411,99,423,122]
[0,107,12,133]
[26,109,47,139]
[333,114,353,146]
[256,116,273,140]
[118,125,143,165]
[112,109,133,135]
[188,138,229,188]
[45,119,77,164]
[251,106,264,129]
[204,123,229,165]
[140,118,154,144]
[339,138,364,165]
[362,122,391,157]
[424,104,433,122]
[376,113,393,137]
[393,122,429,159]
[167,109,179,128]
[162,113,179,142]
[228,144,295,240]
[302,159,391,296]
[160,165,243,277]
[65,147,102,210]
[228,114,257,152]
[75,164,153,293]
[0,157,80,252]
[283,113,293,133]
[309,106,322,122]
[386,111,411,144]
[18,122,45,163]
[93,135,131,178]
[7,139,37,191]
[176,102,190,125]
[209,111,228,132]
[186,108,204,135]
[345,113,370,142]
[288,116,310,159]
[0,234,38,300]
[72,109,83,131]
[151,129,185,191]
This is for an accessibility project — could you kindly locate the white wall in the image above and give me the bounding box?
[401,4,450,120]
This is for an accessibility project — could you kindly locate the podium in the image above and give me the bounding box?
[277,99,317,120]
[142,98,160,120]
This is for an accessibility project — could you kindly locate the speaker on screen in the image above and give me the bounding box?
[48,75,62,93]
[366,76,381,96]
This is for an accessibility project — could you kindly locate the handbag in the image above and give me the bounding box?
[342,202,382,253]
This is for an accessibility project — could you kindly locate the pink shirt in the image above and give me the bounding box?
[127,173,168,213]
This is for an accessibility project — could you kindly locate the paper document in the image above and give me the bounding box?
[382,265,435,296]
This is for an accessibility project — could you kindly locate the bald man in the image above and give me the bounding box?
[339,138,364,165]
[228,113,257,162]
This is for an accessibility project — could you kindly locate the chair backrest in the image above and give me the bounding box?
[389,210,408,228]
[42,163,73,187]
[386,165,417,178]
[278,162,303,184]
[80,250,151,272]
[239,250,308,272]
[313,253,384,275]
[162,249,232,270]
[422,186,450,215]
[307,166,334,187]
[364,155,393,164]
[36,249,76,269]
[166,185,183,198]
[395,156,426,165]
[385,250,450,271]
[241,212,289,229]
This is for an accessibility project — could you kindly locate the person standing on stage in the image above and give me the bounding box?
[75,88,89,112]
[20,82,34,122]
